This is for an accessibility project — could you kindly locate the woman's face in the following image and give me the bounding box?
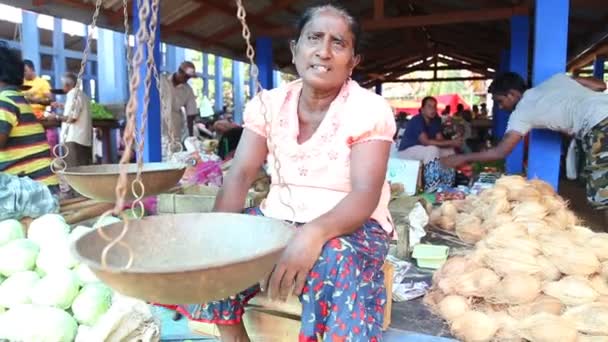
[291,10,360,92]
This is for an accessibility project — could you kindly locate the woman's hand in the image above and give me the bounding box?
[267,225,325,301]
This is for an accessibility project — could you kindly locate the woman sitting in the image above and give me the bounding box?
[174,5,395,341]
[396,96,460,192]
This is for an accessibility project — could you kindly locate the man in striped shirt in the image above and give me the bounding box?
[0,44,58,191]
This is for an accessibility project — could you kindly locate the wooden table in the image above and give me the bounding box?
[40,118,121,163]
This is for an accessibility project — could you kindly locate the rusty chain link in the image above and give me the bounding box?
[235,0,296,225]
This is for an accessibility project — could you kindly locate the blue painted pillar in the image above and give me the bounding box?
[52,18,65,88]
[202,53,209,97]
[214,56,223,113]
[505,15,530,175]
[21,11,40,72]
[133,0,162,162]
[232,61,244,124]
[493,49,510,141]
[528,0,569,189]
[255,37,274,89]
[375,82,382,95]
[593,57,605,81]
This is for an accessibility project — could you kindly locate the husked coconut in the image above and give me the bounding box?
[455,213,485,244]
[483,248,541,276]
[529,179,556,196]
[433,256,478,283]
[541,194,566,213]
[486,310,520,342]
[441,201,458,218]
[546,246,600,276]
[590,274,608,296]
[437,216,456,231]
[481,198,511,221]
[569,225,596,245]
[490,273,541,304]
[440,268,500,297]
[576,335,608,342]
[423,287,445,313]
[480,213,513,231]
[588,233,608,261]
[562,303,608,336]
[484,234,541,256]
[438,295,470,322]
[545,209,578,229]
[542,276,599,306]
[512,201,548,219]
[515,313,577,342]
[451,310,498,342]
[514,219,550,236]
[507,295,563,319]
[515,187,542,203]
[535,255,562,281]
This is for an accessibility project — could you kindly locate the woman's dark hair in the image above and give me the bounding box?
[23,59,35,71]
[488,72,527,96]
[0,43,24,86]
[294,4,362,55]
[421,96,437,108]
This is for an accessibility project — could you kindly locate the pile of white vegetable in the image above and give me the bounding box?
[0,214,119,342]
[425,176,608,342]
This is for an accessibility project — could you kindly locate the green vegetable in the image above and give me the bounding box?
[0,219,25,246]
[30,269,80,309]
[0,304,78,342]
[69,225,93,242]
[28,214,70,249]
[91,102,114,120]
[71,283,112,326]
[36,239,79,274]
[74,264,98,285]
[0,239,39,276]
[0,271,40,308]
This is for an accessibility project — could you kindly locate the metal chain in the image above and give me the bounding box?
[51,0,103,174]
[123,0,132,80]
[99,0,157,269]
[235,0,296,225]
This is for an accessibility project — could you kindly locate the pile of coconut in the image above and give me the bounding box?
[425,175,608,342]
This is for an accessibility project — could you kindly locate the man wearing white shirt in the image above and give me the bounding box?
[50,72,92,167]
[442,72,608,212]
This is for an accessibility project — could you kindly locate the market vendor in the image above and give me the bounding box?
[49,72,93,167]
[22,59,52,119]
[0,44,59,192]
[172,5,395,341]
[396,96,462,192]
[441,72,608,211]
[160,61,199,160]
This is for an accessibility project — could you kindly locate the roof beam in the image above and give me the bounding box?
[201,0,298,44]
[259,5,529,36]
[374,0,384,20]
[164,5,212,34]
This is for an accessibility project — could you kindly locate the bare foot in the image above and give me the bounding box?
[218,323,250,342]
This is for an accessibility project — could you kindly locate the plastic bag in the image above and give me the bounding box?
[566,138,578,180]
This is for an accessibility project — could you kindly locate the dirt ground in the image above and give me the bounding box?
[559,179,606,232]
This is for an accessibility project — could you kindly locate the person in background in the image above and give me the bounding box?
[160,61,199,160]
[442,72,608,219]
[396,96,461,192]
[217,126,243,161]
[22,59,52,119]
[167,5,395,341]
[480,103,488,117]
[49,72,92,167]
[472,104,480,119]
[441,104,451,116]
[0,44,59,192]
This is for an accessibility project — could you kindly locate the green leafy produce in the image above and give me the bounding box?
[0,271,40,308]
[0,219,24,246]
[0,304,78,342]
[0,239,39,276]
[71,283,112,326]
[30,269,80,309]
[91,102,114,120]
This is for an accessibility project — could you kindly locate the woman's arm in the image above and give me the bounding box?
[213,129,268,213]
